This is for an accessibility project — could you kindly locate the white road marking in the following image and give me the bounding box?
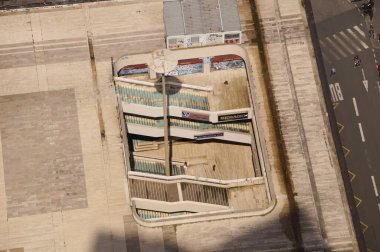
[330,84,338,102]
[362,80,369,92]
[352,97,359,116]
[361,69,369,92]
[361,68,366,79]
[358,123,365,142]
[339,31,362,51]
[353,25,366,37]
[319,40,340,60]
[333,34,355,54]
[346,28,369,49]
[325,37,348,57]
[335,83,344,100]
[329,83,344,102]
[371,176,379,196]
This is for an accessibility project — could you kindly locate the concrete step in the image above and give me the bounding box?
[181,183,228,206]
[129,179,179,202]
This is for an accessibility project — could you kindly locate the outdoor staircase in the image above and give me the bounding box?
[181,183,229,206]
[129,179,179,202]
[129,179,229,206]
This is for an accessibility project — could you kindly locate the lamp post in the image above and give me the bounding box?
[149,49,178,176]
[162,74,171,176]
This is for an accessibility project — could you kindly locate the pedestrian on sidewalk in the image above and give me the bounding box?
[330,67,336,77]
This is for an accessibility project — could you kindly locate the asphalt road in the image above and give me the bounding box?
[308,0,380,250]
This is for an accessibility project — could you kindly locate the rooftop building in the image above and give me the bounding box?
[164,0,242,49]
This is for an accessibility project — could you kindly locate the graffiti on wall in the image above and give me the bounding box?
[167,63,203,76]
[211,60,245,71]
[118,64,149,76]
[119,68,149,76]
[167,31,242,49]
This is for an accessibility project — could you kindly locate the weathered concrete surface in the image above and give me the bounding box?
[0,0,164,251]
[0,0,295,250]
[0,89,87,218]
[0,0,358,251]
[256,0,358,249]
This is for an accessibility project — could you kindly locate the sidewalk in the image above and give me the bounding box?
[256,0,358,249]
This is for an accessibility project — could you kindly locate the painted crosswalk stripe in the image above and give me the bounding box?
[319,40,340,60]
[353,25,366,38]
[325,37,347,58]
[339,31,361,52]
[346,28,369,49]
[371,176,378,196]
[333,34,355,54]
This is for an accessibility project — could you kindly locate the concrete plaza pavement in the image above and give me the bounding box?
[0,0,359,251]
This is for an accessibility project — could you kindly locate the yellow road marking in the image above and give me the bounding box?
[333,102,339,110]
[337,122,344,133]
[349,170,356,182]
[342,146,350,158]
[360,221,368,233]
[354,195,362,207]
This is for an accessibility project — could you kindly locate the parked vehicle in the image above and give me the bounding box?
[354,55,361,68]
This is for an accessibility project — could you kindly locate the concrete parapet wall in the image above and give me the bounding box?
[128,170,265,188]
[115,77,213,91]
[115,45,253,72]
[126,123,252,144]
[131,196,277,228]
[121,102,253,123]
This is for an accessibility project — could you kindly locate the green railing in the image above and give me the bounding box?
[131,158,185,176]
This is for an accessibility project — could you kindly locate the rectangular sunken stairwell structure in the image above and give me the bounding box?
[115,46,273,223]
[0,89,87,218]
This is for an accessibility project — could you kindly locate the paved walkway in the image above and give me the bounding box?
[0,0,163,251]
[257,0,357,249]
